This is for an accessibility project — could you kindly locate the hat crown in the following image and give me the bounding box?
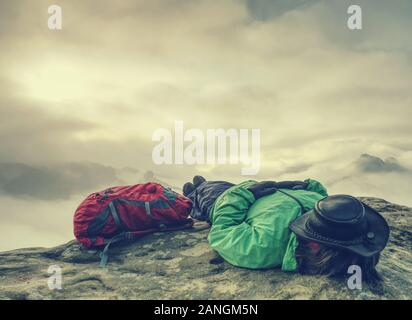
[308,195,368,242]
[316,195,365,224]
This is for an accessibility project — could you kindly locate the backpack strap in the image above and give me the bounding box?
[99,232,128,267]
[144,201,154,219]
[99,200,128,267]
[109,200,125,231]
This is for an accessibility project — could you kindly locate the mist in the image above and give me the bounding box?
[0,0,411,250]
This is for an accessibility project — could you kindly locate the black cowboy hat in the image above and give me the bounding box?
[289,195,390,257]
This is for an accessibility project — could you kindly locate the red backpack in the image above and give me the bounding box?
[73,182,193,266]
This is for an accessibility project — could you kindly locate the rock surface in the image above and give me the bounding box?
[0,197,411,300]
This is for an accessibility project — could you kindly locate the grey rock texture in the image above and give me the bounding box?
[0,197,411,300]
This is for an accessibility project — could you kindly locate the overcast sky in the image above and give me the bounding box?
[0,0,411,250]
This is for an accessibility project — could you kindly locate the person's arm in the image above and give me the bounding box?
[304,178,328,197]
[208,185,276,269]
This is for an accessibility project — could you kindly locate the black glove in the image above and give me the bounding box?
[273,180,308,190]
[247,181,278,200]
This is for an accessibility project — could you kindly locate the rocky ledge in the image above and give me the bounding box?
[0,197,411,300]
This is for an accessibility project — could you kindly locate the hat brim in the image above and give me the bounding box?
[289,201,390,257]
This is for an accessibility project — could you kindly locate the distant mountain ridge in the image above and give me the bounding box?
[353,154,410,174]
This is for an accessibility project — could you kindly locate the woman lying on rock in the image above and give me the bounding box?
[183,176,390,283]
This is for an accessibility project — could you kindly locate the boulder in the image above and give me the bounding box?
[0,197,411,300]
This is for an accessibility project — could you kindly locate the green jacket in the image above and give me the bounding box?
[208,179,328,271]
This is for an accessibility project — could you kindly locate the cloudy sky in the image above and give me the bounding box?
[0,0,411,251]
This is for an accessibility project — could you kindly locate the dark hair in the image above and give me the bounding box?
[295,239,381,284]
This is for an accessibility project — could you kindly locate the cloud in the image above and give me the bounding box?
[0,0,411,250]
[0,76,95,163]
[246,0,320,20]
[0,162,122,200]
